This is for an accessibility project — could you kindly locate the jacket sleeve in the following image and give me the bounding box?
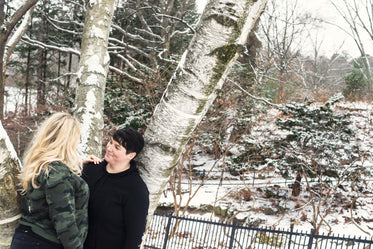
[123,184,149,249]
[45,166,84,249]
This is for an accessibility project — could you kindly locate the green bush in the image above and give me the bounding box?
[343,59,369,101]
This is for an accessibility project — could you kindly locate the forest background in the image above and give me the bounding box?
[1,0,373,241]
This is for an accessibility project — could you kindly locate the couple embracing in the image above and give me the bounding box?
[10,112,149,249]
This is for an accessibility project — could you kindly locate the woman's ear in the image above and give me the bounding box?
[128,152,137,160]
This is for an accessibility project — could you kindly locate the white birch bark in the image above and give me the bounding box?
[74,0,116,156]
[0,122,21,249]
[4,7,35,72]
[138,0,268,217]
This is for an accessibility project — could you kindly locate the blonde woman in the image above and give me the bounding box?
[10,112,89,249]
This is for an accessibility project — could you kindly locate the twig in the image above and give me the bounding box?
[226,79,281,108]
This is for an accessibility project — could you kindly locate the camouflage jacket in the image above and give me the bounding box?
[19,161,89,249]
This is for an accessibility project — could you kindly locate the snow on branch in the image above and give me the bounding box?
[157,49,178,64]
[125,53,156,73]
[155,13,196,33]
[5,7,35,66]
[40,72,78,84]
[133,27,164,41]
[227,79,280,108]
[109,50,154,75]
[170,29,193,39]
[45,15,82,36]
[109,38,152,58]
[110,51,139,72]
[22,35,80,55]
[108,66,143,83]
[111,24,163,44]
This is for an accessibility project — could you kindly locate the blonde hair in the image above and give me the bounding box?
[19,112,82,191]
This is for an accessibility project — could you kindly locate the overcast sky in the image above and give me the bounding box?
[196,0,373,58]
[301,0,373,58]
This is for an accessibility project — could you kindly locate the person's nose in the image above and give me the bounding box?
[106,142,112,151]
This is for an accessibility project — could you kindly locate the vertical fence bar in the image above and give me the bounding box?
[162,213,173,249]
[307,229,315,249]
[287,224,294,249]
[228,220,237,249]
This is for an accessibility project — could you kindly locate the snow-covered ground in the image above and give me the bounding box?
[158,101,373,238]
[4,86,36,114]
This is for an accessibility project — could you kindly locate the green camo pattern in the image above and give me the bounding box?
[19,161,89,249]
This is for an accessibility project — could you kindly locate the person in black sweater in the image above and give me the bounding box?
[82,128,149,249]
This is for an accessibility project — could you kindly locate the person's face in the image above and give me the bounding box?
[104,138,135,165]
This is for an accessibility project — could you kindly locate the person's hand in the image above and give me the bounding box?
[83,155,102,165]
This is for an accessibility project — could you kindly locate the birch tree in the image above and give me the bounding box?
[0,0,39,118]
[0,121,21,249]
[74,0,116,156]
[137,0,269,218]
[0,1,38,246]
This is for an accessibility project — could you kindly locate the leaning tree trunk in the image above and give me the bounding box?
[74,0,116,156]
[138,0,268,219]
[0,0,38,119]
[0,122,22,249]
[0,3,38,247]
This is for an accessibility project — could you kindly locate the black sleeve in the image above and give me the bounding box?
[81,161,105,186]
[81,162,93,182]
[123,181,149,249]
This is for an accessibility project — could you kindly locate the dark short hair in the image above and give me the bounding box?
[112,128,144,157]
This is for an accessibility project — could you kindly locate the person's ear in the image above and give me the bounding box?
[128,152,136,160]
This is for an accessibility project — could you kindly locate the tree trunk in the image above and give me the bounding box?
[0,122,22,249]
[57,51,61,94]
[138,0,268,218]
[292,172,302,197]
[37,1,46,108]
[37,49,45,108]
[25,48,31,115]
[74,0,116,156]
[67,53,72,89]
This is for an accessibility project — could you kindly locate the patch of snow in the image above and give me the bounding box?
[158,101,373,238]
[90,25,105,39]
[4,86,36,114]
[0,121,21,164]
[86,55,106,75]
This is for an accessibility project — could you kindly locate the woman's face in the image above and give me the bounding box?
[104,138,130,165]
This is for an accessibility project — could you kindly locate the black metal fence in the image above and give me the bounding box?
[144,213,373,249]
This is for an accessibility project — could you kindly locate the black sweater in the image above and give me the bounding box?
[82,160,149,249]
